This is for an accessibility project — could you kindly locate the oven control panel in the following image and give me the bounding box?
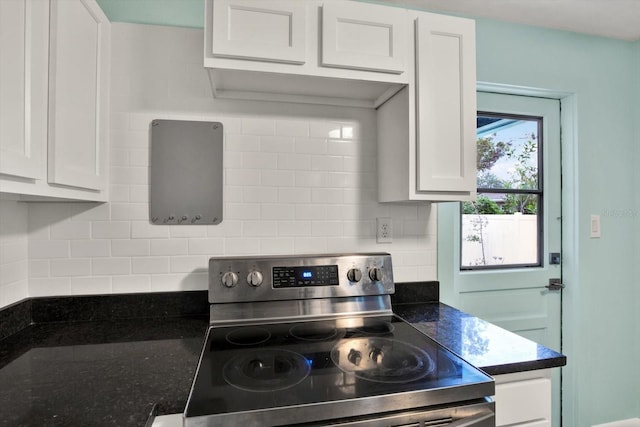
[208,253,394,303]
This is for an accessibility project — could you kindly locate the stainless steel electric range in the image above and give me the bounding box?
[184,253,495,427]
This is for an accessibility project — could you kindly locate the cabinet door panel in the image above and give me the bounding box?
[48,0,109,191]
[0,0,46,180]
[415,15,476,194]
[211,0,306,64]
[322,2,406,74]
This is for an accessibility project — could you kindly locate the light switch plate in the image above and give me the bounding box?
[590,214,601,238]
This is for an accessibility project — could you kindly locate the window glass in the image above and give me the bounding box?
[461,114,542,269]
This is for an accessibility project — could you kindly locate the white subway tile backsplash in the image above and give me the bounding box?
[294,237,328,254]
[327,139,360,156]
[132,257,169,274]
[242,153,278,169]
[29,241,70,259]
[29,259,50,278]
[225,203,262,220]
[295,171,328,188]
[30,278,71,297]
[50,259,91,277]
[188,238,225,255]
[71,203,111,221]
[129,185,150,203]
[110,166,148,185]
[112,275,151,293]
[111,203,148,221]
[51,221,91,240]
[206,221,243,237]
[276,120,308,137]
[150,239,188,256]
[242,118,275,136]
[294,137,327,154]
[109,185,130,202]
[151,273,207,292]
[295,205,328,220]
[311,188,343,204]
[261,136,294,153]
[260,238,295,255]
[261,170,295,187]
[0,261,27,286]
[169,225,207,238]
[92,258,131,275]
[71,240,111,257]
[311,155,343,172]
[91,221,131,239]
[226,169,260,186]
[0,24,437,305]
[70,277,112,295]
[278,153,311,171]
[111,239,150,256]
[261,204,295,220]
[226,134,260,152]
[242,187,278,203]
[309,121,341,139]
[277,221,312,236]
[243,221,278,237]
[169,255,209,273]
[131,221,169,239]
[278,188,311,204]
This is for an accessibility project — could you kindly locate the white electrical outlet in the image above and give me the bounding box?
[377,218,392,243]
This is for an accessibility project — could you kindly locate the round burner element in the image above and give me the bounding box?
[290,322,339,342]
[355,320,395,336]
[226,327,271,346]
[223,349,311,392]
[331,337,433,383]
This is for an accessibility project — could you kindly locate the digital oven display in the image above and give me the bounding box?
[272,265,339,288]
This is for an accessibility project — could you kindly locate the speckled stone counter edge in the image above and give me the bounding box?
[0,290,209,341]
[0,282,440,341]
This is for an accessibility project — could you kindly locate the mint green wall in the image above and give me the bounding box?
[95,1,640,424]
[473,19,638,426]
[96,0,204,28]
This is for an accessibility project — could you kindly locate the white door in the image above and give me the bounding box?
[438,92,562,425]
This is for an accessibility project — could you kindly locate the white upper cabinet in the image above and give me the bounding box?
[321,1,407,74]
[210,0,307,64]
[0,0,48,181]
[48,0,110,192]
[0,0,110,202]
[205,0,409,108]
[415,14,476,195]
[377,12,477,202]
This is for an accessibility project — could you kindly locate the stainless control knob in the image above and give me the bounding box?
[346,268,362,282]
[247,271,263,287]
[221,271,238,288]
[369,267,383,282]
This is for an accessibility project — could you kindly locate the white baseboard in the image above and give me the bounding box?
[593,419,640,427]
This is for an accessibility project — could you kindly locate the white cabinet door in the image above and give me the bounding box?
[210,0,306,64]
[415,14,476,195]
[494,370,552,427]
[48,0,109,192]
[0,0,48,180]
[321,1,407,74]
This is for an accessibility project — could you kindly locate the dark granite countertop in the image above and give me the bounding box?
[393,302,566,376]
[0,284,565,426]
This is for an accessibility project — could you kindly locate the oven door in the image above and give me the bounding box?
[302,398,494,427]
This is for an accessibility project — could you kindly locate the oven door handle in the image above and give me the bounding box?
[448,409,494,427]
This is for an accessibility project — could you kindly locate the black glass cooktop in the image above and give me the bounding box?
[185,315,492,423]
